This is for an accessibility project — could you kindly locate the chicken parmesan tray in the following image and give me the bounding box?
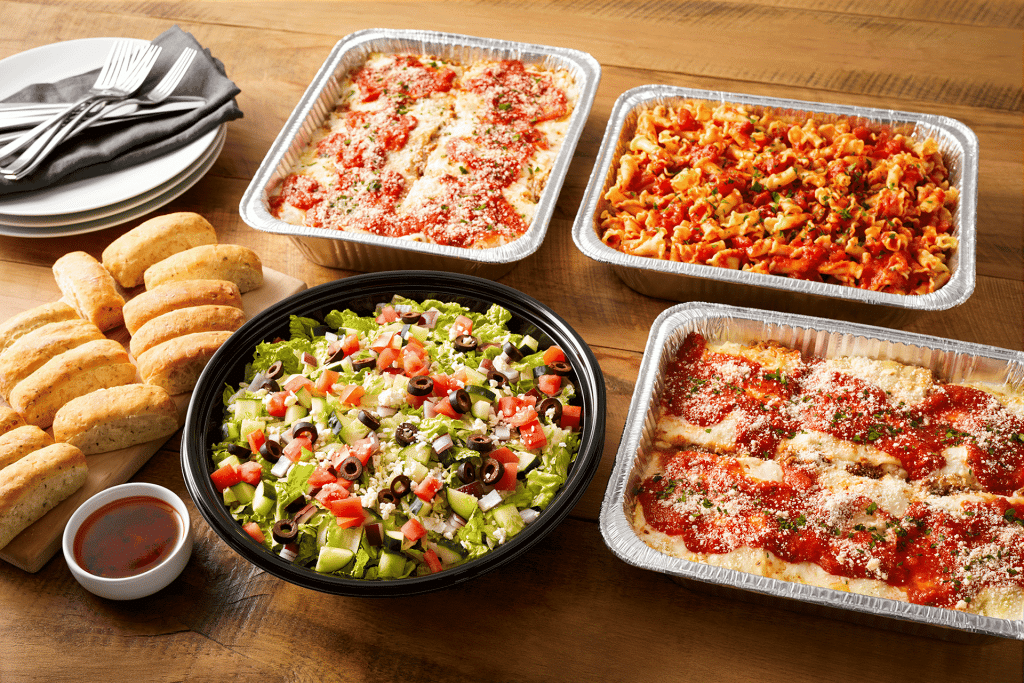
[600,303,1024,641]
[573,86,977,322]
[241,29,599,278]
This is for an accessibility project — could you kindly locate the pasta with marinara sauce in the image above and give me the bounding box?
[599,102,960,294]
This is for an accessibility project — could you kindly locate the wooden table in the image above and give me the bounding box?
[1,2,1021,681]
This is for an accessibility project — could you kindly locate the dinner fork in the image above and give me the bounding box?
[0,40,161,172]
[1,48,197,180]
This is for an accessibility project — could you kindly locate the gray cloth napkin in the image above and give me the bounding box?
[0,26,242,195]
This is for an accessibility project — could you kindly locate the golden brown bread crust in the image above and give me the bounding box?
[102,212,218,288]
[0,442,87,551]
[52,251,126,332]
[129,305,246,358]
[7,338,137,428]
[143,244,264,293]
[0,319,106,401]
[53,384,179,455]
[122,279,243,335]
[0,407,25,437]
[137,330,233,395]
[0,425,53,471]
[0,301,79,356]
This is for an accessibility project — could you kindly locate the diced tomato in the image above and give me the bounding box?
[308,466,337,488]
[337,384,365,405]
[315,369,339,395]
[247,429,266,454]
[519,419,547,449]
[401,517,427,542]
[401,342,430,376]
[452,315,473,337]
[377,346,399,371]
[238,460,263,485]
[242,522,265,544]
[423,548,443,573]
[375,305,399,323]
[335,516,363,529]
[370,331,396,352]
[414,474,444,502]
[341,333,361,356]
[283,435,313,461]
[323,496,365,525]
[431,373,454,397]
[560,404,582,430]
[406,392,428,409]
[316,481,351,506]
[542,346,566,365]
[284,375,315,394]
[351,438,375,465]
[489,447,519,491]
[210,463,242,491]
[266,391,289,417]
[498,395,520,417]
[537,374,561,396]
[507,402,539,427]
[434,396,462,420]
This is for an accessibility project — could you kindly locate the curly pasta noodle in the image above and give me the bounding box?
[599,101,960,294]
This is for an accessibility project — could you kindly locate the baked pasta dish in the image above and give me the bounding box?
[599,101,960,294]
[269,53,579,249]
[632,332,1024,619]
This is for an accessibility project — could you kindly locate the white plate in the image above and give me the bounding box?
[0,123,225,238]
[0,125,225,228]
[0,37,220,217]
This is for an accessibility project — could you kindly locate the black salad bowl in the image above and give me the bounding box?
[181,270,606,596]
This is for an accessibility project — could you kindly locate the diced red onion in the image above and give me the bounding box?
[519,508,540,525]
[432,433,454,453]
[423,400,438,419]
[270,456,294,479]
[493,424,512,441]
[420,309,440,328]
[478,489,503,511]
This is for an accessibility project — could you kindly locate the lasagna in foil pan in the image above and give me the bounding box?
[240,28,600,278]
[572,86,977,324]
[600,302,1024,642]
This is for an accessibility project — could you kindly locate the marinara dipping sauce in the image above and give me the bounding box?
[73,495,182,578]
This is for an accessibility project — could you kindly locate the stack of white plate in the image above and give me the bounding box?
[0,38,226,238]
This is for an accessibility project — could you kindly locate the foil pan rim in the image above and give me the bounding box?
[240,27,601,267]
[572,85,978,312]
[599,301,1024,640]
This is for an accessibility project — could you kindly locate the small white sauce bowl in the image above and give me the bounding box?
[62,482,193,600]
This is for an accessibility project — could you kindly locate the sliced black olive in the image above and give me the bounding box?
[377,489,398,506]
[400,311,422,324]
[390,474,412,498]
[264,379,281,393]
[547,360,572,376]
[486,369,508,387]
[453,334,478,353]
[338,456,363,481]
[407,375,433,397]
[329,412,343,435]
[448,388,471,414]
[467,434,493,452]
[293,503,318,526]
[227,443,251,459]
[481,458,505,485]
[537,397,563,424]
[272,519,299,544]
[502,341,523,362]
[259,439,283,462]
[352,357,376,371]
[285,496,308,514]
[265,360,284,380]
[292,421,317,443]
[395,422,418,446]
[357,410,380,431]
[326,341,346,364]
[312,325,331,337]
[457,460,478,484]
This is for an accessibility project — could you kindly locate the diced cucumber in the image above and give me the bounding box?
[406,325,429,343]
[491,502,526,538]
[284,404,308,424]
[519,335,539,354]
[401,442,431,466]
[234,398,262,420]
[239,418,265,441]
[327,525,363,554]
[222,487,238,506]
[252,480,276,517]
[315,546,354,573]
[447,487,479,521]
[310,397,328,417]
[471,400,491,421]
[230,482,256,506]
[223,421,240,443]
[430,538,469,565]
[410,497,433,518]
[461,367,488,385]
[516,449,540,477]
[382,529,405,552]
[466,384,496,402]
[378,550,408,579]
[337,412,371,445]
[406,461,429,483]
[293,386,313,409]
[217,454,242,469]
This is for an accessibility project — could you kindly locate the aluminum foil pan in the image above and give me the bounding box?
[240,29,600,279]
[600,302,1024,642]
[573,86,978,324]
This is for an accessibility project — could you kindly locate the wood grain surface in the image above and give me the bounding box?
[0,1,1021,682]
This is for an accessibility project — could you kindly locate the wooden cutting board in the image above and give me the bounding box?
[0,263,306,573]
